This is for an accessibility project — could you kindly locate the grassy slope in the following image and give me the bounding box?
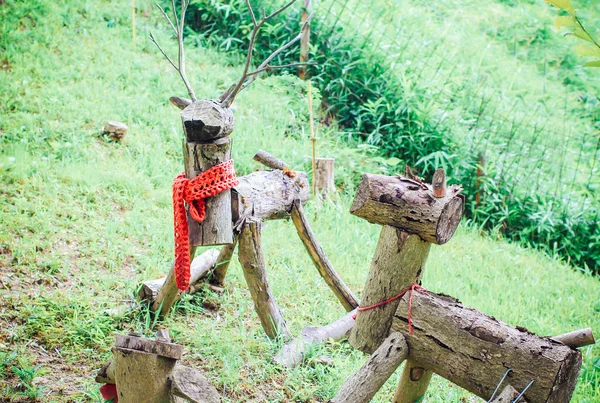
[0,0,598,402]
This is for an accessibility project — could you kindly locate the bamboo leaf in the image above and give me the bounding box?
[583,60,600,67]
[574,44,600,57]
[554,16,577,29]
[570,27,594,43]
[545,0,575,15]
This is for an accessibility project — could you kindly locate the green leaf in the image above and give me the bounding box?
[570,27,594,43]
[545,0,575,14]
[554,16,577,29]
[574,44,600,57]
[386,157,401,166]
[583,60,600,67]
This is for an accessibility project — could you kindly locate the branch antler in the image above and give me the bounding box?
[150,0,197,102]
[220,0,316,108]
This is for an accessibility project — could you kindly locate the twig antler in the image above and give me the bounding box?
[150,0,197,102]
[219,0,316,107]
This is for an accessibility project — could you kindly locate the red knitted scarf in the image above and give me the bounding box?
[172,160,238,290]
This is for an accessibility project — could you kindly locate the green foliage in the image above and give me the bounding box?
[547,0,600,67]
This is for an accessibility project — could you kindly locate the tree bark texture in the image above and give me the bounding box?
[232,170,309,222]
[274,309,357,368]
[391,291,582,403]
[350,227,431,354]
[392,360,433,403]
[181,100,234,142]
[183,138,233,246]
[238,220,290,339]
[291,200,358,311]
[350,174,464,245]
[332,332,408,403]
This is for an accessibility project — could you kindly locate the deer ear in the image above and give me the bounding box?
[170,96,192,110]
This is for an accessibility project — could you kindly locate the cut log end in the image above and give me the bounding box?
[103,120,128,142]
[351,173,463,245]
[181,100,234,142]
[435,195,464,244]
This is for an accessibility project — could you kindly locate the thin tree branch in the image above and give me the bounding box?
[221,3,317,107]
[155,4,177,35]
[245,62,316,78]
[149,32,178,70]
[151,0,196,102]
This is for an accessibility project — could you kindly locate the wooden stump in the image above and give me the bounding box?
[103,120,128,142]
[391,291,582,402]
[314,158,335,197]
[183,138,234,246]
[332,332,408,403]
[238,220,290,339]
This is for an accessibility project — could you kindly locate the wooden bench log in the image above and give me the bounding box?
[391,291,582,403]
[139,249,220,303]
[274,309,357,368]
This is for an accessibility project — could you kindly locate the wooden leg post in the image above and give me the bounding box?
[291,200,358,311]
[238,220,290,339]
[210,237,238,286]
[314,158,335,198]
[393,360,433,403]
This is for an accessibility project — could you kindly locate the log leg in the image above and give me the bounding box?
[349,227,431,354]
[210,237,238,286]
[238,220,290,339]
[392,360,433,403]
[291,200,358,311]
[314,158,335,197]
[152,246,198,317]
[332,332,408,403]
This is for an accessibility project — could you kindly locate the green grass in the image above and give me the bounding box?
[0,0,598,402]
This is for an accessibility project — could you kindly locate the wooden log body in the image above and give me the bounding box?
[314,158,335,197]
[350,174,464,245]
[349,227,431,354]
[181,100,234,142]
[238,220,290,339]
[232,170,309,222]
[391,291,582,403]
[274,309,357,368]
[139,249,220,303]
[184,138,233,246]
[332,332,408,403]
[291,200,358,311]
